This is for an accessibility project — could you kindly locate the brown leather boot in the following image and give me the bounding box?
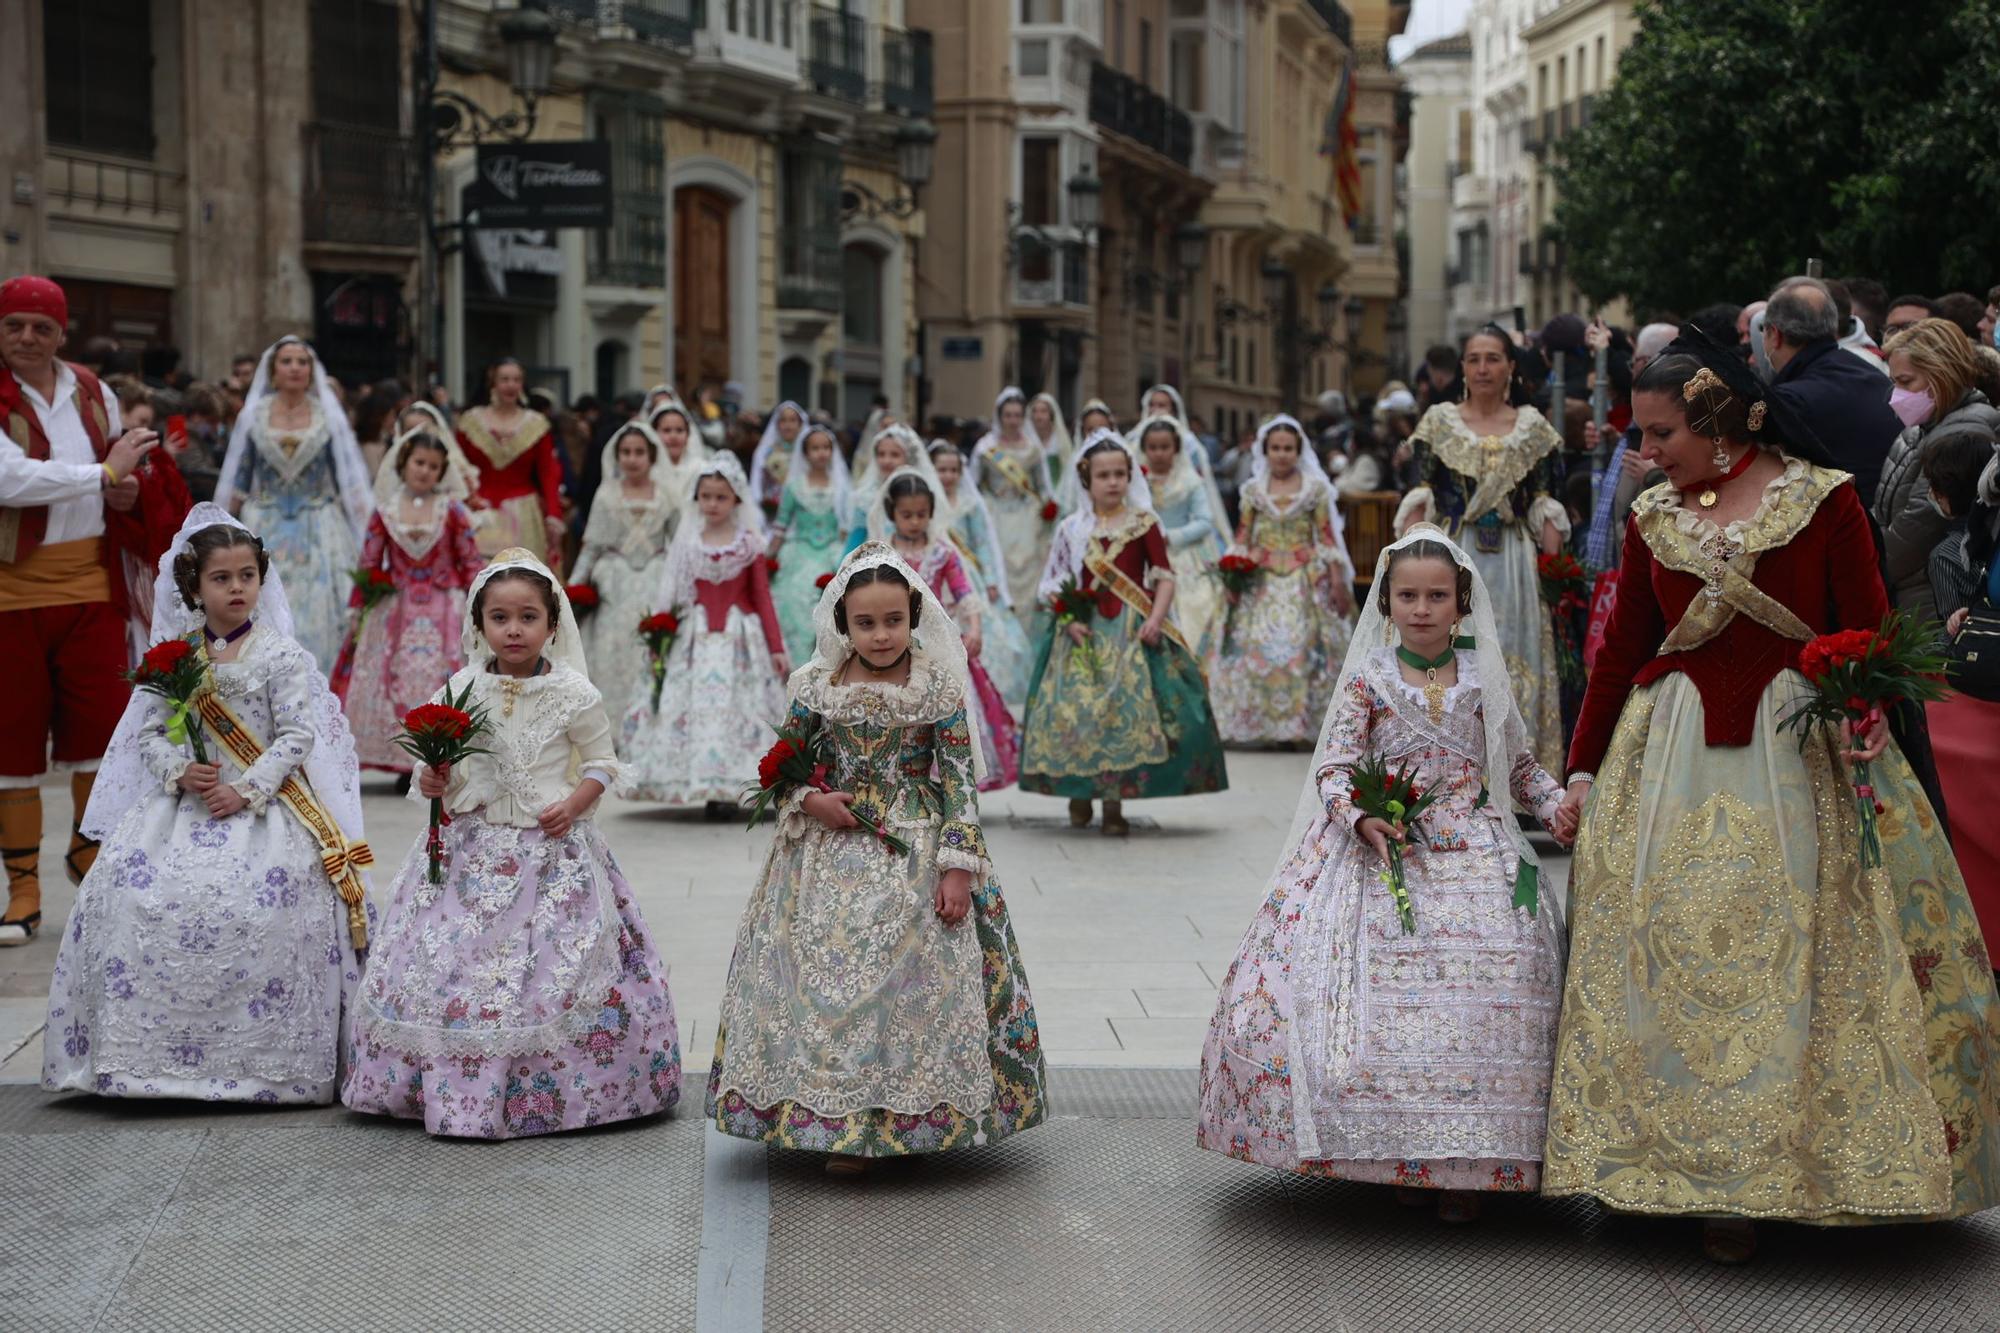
[0,788,42,946]
[66,769,101,885]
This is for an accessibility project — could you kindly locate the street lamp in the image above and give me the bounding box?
[1066,169,1102,234]
[429,6,559,151]
[843,121,938,219]
[1174,221,1209,277]
[1260,255,1290,312]
[1315,281,1340,333]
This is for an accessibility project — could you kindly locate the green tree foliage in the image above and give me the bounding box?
[1552,0,2000,315]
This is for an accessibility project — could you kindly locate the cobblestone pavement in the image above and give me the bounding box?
[5,760,1996,1330]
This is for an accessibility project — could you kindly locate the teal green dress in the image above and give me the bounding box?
[771,483,846,663]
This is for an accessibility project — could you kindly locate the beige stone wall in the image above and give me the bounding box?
[1524,0,1634,327]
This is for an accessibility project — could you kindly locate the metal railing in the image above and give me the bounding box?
[809,6,866,103]
[623,0,703,47]
[1305,0,1353,47]
[44,151,185,216]
[881,28,933,117]
[778,220,842,310]
[1088,62,1193,168]
[302,122,418,247]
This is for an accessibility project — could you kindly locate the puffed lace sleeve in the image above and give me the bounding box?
[235,642,319,813]
[933,704,990,878]
[566,692,622,805]
[1313,673,1382,834]
[134,690,193,792]
[1036,516,1080,605]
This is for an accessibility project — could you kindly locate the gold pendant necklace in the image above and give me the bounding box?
[1422,670,1446,727]
[1395,644,1454,726]
[498,677,523,719]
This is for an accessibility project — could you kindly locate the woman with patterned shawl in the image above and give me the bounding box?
[455,357,565,570]
[1396,327,1568,774]
[1544,326,2000,1264]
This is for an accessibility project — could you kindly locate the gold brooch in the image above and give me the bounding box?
[1746,400,1767,431]
[1681,367,1726,402]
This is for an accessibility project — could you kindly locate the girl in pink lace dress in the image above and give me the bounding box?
[875,467,1019,789]
[331,428,484,773]
[1197,531,1577,1222]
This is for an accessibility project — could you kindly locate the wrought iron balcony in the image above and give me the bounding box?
[1087,62,1193,168]
[809,6,866,104]
[1305,0,1353,48]
[302,121,418,248]
[882,28,933,118]
[778,219,843,311]
[535,1,702,51]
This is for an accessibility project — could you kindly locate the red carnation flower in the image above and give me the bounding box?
[1040,500,1059,521]
[815,572,834,590]
[565,584,599,608]
[767,555,781,573]
[139,638,193,676]
[639,611,680,636]
[757,738,799,789]
[402,702,474,742]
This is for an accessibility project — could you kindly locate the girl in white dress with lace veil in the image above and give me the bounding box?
[1029,392,1074,488]
[44,505,373,1103]
[343,550,681,1138]
[213,337,374,671]
[619,454,789,811]
[929,437,1032,708]
[571,418,680,729]
[971,387,1058,617]
[1197,530,1577,1221]
[748,400,809,513]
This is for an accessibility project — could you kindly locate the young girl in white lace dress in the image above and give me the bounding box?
[343,550,681,1138]
[44,505,372,1103]
[1197,530,1577,1222]
[619,454,789,812]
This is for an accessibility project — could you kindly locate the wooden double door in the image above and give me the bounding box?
[674,186,732,393]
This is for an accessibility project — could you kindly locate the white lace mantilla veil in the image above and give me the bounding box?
[460,547,591,681]
[85,504,369,849]
[749,400,809,494]
[1131,384,1231,538]
[654,452,765,616]
[779,422,853,528]
[1250,412,1352,572]
[1041,428,1159,595]
[212,335,374,540]
[928,437,1010,604]
[799,541,989,786]
[1031,391,1073,463]
[863,458,947,543]
[849,422,924,504]
[641,399,715,503]
[400,400,455,440]
[373,422,479,511]
[1068,412,1188,516]
[1277,526,1550,925]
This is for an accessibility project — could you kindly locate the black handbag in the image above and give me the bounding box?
[1946,599,2000,702]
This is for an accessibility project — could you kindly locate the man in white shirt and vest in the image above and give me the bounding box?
[0,275,187,944]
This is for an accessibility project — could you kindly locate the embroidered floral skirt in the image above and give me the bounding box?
[1018,605,1229,800]
[333,582,470,772]
[1197,801,1561,1190]
[342,816,681,1139]
[1544,671,2000,1221]
[770,525,843,665]
[618,608,785,805]
[707,821,1048,1157]
[471,493,556,573]
[1456,520,1562,776]
[44,793,363,1104]
[1209,565,1350,746]
[966,653,1021,791]
[240,494,357,673]
[1167,540,1224,664]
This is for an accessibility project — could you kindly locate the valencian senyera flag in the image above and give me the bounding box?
[1319,56,1363,228]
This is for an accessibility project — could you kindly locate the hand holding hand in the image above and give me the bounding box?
[179,762,220,794]
[1548,799,1580,847]
[935,867,973,926]
[1356,815,1405,864]
[203,783,247,818]
[418,762,451,800]
[804,789,858,830]
[1553,779,1591,840]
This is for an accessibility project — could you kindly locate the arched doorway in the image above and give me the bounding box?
[673,185,733,392]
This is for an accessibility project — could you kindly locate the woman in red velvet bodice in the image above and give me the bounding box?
[456,358,564,568]
[1541,327,2000,1262]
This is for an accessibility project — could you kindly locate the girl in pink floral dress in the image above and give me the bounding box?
[1197,530,1576,1221]
[874,466,1020,789]
[342,551,680,1138]
[331,427,484,774]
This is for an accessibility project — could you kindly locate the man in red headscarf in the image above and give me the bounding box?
[0,275,189,945]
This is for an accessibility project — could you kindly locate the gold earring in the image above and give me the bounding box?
[1710,438,1730,469]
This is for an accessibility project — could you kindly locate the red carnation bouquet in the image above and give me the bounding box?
[1538,551,1590,688]
[127,637,211,764]
[350,565,396,637]
[1345,754,1445,933]
[1779,612,1949,868]
[1216,552,1260,601]
[743,716,911,855]
[638,610,682,713]
[1041,499,1060,522]
[565,584,599,619]
[1048,575,1102,678]
[394,678,492,883]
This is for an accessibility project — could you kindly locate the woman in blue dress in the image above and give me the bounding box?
[213,337,374,672]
